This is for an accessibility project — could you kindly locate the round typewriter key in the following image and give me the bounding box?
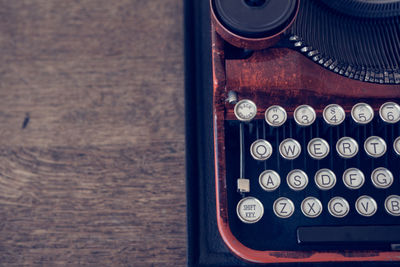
[343,168,365,189]
[336,137,359,158]
[351,103,374,124]
[236,197,264,223]
[379,102,400,123]
[287,169,308,191]
[314,168,336,190]
[371,167,393,189]
[273,197,295,219]
[234,99,257,122]
[301,197,323,218]
[323,104,345,126]
[385,195,400,216]
[394,136,400,156]
[355,195,377,217]
[250,139,272,161]
[265,105,287,127]
[364,136,386,158]
[307,138,330,159]
[328,197,350,218]
[259,170,280,191]
[294,105,316,126]
[279,138,301,160]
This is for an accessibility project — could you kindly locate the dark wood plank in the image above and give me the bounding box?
[0,0,185,265]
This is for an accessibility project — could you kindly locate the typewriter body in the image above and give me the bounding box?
[210,0,400,263]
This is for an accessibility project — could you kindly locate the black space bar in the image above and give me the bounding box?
[298,226,400,244]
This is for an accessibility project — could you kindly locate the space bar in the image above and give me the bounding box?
[297,226,400,244]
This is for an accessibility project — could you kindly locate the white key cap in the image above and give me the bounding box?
[259,170,280,191]
[236,197,264,223]
[394,136,400,156]
[364,136,386,158]
[301,197,323,218]
[355,195,377,217]
[250,139,273,161]
[385,195,400,216]
[279,138,301,160]
[342,168,365,189]
[314,168,336,190]
[294,105,316,126]
[379,102,400,123]
[328,197,350,218]
[287,169,308,191]
[323,104,346,126]
[234,99,257,122]
[336,137,358,158]
[273,197,295,218]
[371,167,393,189]
[351,103,374,124]
[307,138,330,159]
[265,105,287,127]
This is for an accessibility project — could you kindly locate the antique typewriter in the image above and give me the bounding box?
[210,0,400,264]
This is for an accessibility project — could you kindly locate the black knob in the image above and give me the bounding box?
[212,0,297,38]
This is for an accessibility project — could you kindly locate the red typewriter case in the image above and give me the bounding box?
[211,0,400,263]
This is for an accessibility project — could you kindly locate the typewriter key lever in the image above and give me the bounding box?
[236,122,249,193]
[234,100,256,193]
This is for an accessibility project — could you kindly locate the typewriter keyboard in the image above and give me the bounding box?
[225,100,400,250]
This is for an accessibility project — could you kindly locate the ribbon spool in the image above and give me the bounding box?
[211,0,299,50]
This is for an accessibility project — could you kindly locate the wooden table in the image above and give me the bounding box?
[0,0,186,265]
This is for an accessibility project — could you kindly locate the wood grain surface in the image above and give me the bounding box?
[0,0,185,266]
